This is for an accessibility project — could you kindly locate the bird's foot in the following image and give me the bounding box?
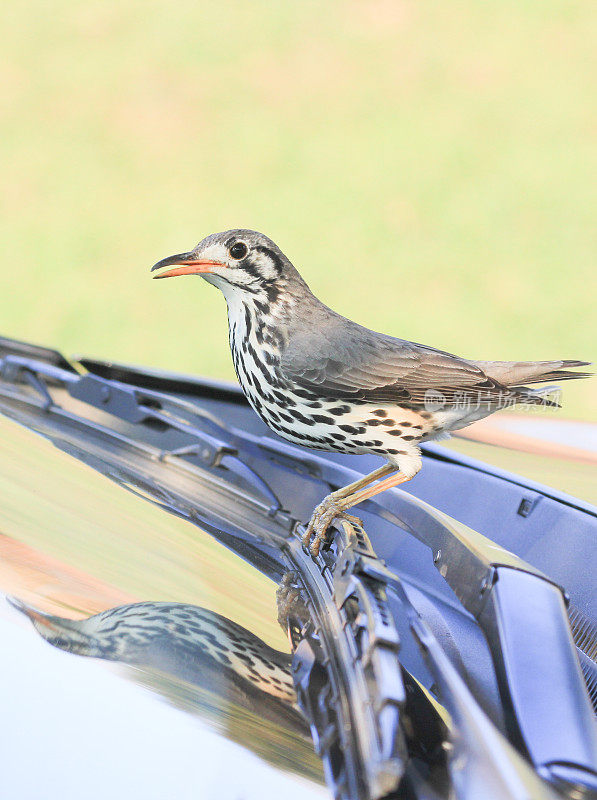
[276,572,308,629]
[302,497,362,558]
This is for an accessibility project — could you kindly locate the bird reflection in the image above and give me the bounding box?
[11,597,309,737]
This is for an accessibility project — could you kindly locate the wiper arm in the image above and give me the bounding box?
[0,355,281,516]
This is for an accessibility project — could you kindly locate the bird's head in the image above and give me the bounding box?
[8,597,104,657]
[151,229,304,304]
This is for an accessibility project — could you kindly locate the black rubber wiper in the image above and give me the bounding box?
[281,522,409,800]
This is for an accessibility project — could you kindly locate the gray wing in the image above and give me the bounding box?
[279,317,507,405]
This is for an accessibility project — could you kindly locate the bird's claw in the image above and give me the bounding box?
[302,498,362,559]
[276,572,308,628]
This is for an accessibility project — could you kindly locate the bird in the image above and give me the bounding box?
[151,230,591,556]
[10,597,307,733]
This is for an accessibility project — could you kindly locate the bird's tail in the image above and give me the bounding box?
[474,359,592,387]
[471,359,591,409]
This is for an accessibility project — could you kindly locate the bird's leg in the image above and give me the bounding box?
[306,466,421,557]
[302,463,397,554]
[338,470,415,510]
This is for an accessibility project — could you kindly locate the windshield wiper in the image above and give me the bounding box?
[281,522,409,800]
[0,354,282,516]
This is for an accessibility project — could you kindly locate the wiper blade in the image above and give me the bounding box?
[0,335,78,374]
[78,355,245,404]
[280,521,408,800]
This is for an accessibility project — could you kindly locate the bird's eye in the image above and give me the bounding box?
[229,242,248,260]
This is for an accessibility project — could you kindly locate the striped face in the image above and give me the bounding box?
[201,232,284,294]
[152,229,297,305]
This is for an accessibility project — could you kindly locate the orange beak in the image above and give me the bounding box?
[7,596,59,630]
[151,251,225,279]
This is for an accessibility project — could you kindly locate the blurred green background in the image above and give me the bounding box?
[1,1,595,418]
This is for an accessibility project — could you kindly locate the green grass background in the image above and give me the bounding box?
[1,0,595,418]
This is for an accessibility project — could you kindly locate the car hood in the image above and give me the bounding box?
[444,413,597,506]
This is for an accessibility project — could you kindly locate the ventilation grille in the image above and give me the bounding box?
[568,604,597,715]
[569,605,597,662]
[580,658,597,716]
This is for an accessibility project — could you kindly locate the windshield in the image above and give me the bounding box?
[0,413,323,787]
